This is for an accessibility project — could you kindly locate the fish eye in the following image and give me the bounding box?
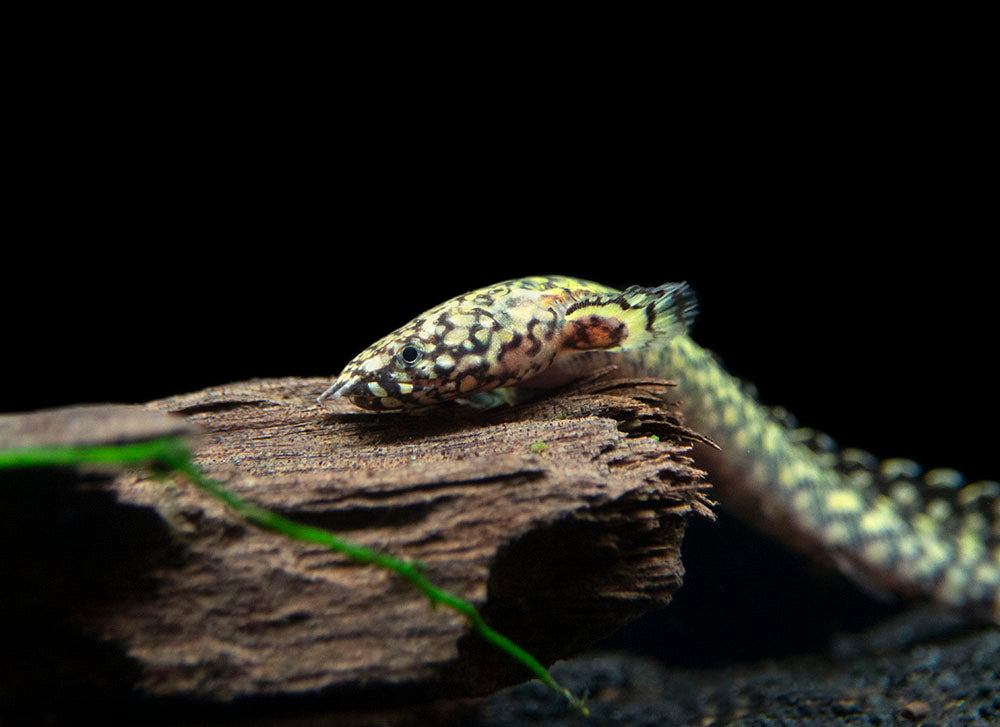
[397,343,423,366]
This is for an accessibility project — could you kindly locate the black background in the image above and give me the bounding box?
[5,50,994,667]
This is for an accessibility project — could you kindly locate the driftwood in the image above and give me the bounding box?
[0,374,712,719]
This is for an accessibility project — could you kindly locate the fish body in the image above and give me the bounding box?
[318,276,694,410]
[320,276,1000,623]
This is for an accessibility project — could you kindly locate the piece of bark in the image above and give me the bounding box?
[0,403,195,449]
[0,374,712,717]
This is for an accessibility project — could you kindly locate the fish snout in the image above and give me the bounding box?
[317,373,425,410]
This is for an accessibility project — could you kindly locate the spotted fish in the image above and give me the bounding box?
[319,276,1000,623]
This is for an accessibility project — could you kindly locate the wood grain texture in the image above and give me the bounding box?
[1,374,712,714]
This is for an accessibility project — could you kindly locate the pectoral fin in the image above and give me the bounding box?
[562,282,697,351]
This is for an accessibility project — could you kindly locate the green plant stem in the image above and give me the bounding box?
[0,437,588,715]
